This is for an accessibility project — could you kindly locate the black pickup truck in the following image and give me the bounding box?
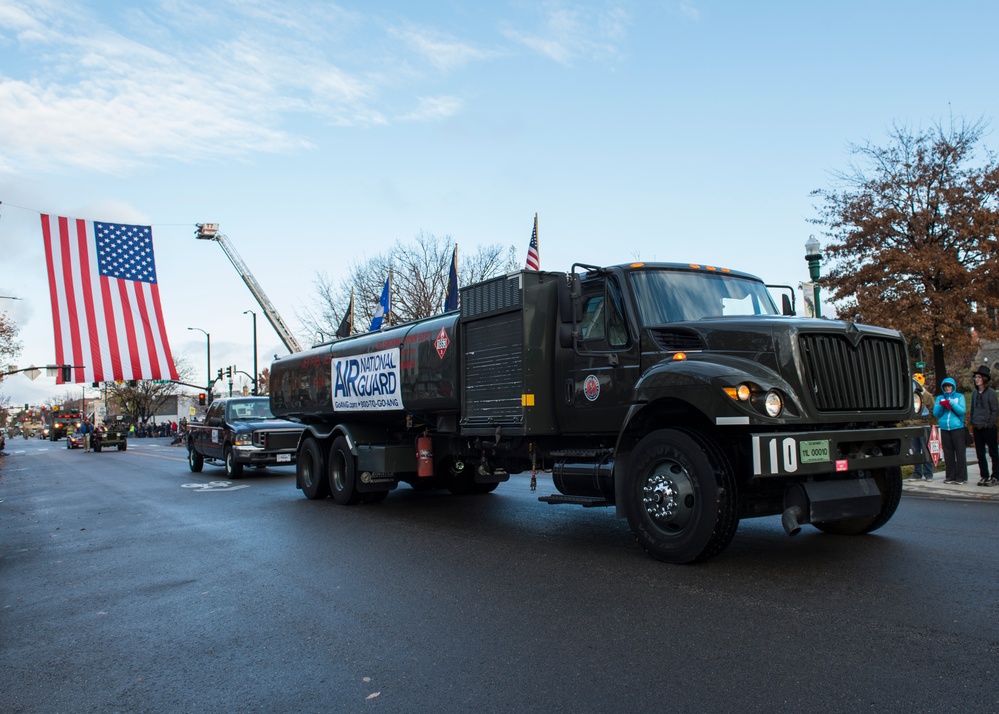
[187,397,304,477]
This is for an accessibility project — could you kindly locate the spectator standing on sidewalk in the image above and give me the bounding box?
[933,377,967,484]
[970,364,998,487]
[905,375,935,480]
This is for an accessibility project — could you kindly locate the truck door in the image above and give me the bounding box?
[203,402,224,460]
[557,275,639,435]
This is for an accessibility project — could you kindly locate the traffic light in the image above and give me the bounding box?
[61,365,72,381]
[217,368,223,381]
[198,393,206,406]
[24,403,28,411]
[225,366,232,379]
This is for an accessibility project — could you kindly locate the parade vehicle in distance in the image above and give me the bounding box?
[187,397,304,477]
[93,425,128,452]
[67,431,85,449]
[47,407,81,442]
[270,263,929,563]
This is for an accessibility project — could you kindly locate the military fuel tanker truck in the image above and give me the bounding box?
[270,262,928,563]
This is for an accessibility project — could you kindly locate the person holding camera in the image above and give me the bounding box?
[933,377,967,484]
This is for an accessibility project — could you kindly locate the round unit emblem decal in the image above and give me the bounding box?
[583,375,600,401]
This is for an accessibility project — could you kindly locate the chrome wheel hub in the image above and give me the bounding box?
[642,460,694,531]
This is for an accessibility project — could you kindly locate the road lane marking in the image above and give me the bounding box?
[181,481,250,492]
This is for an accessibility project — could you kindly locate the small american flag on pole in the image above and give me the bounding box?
[525,213,540,270]
[41,214,179,384]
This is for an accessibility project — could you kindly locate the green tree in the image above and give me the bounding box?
[811,118,999,383]
[299,231,517,340]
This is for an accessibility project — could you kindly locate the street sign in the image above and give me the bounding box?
[928,425,941,467]
[25,365,40,381]
[915,361,926,369]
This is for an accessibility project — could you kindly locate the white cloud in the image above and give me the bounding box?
[390,25,496,72]
[502,3,629,66]
[0,1,463,174]
[397,95,464,122]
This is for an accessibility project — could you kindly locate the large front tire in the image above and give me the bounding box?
[623,429,739,564]
[812,467,902,535]
[298,438,329,500]
[224,446,244,479]
[329,437,362,505]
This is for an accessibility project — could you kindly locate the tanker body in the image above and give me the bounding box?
[272,266,928,564]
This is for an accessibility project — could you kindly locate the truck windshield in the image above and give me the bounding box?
[629,269,779,325]
[227,400,274,421]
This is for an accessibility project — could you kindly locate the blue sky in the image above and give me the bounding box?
[2,0,997,406]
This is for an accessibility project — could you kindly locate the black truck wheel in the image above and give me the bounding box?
[224,445,244,478]
[298,438,329,500]
[93,442,102,453]
[188,445,204,472]
[117,441,127,451]
[329,437,362,505]
[623,428,739,564]
[812,467,902,535]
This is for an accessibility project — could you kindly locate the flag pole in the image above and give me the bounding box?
[534,212,538,261]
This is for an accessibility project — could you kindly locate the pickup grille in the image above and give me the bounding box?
[799,333,908,412]
[254,430,301,450]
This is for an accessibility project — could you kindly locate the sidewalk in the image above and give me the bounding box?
[902,447,999,502]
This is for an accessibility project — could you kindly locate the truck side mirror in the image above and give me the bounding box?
[557,274,583,348]
[781,294,794,316]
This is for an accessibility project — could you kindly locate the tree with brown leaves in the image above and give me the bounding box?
[298,231,517,342]
[811,118,999,385]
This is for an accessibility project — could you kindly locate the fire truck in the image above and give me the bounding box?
[47,406,81,442]
[270,263,927,563]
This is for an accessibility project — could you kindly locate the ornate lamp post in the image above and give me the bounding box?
[804,234,822,318]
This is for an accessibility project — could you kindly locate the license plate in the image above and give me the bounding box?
[799,440,830,464]
[276,453,291,463]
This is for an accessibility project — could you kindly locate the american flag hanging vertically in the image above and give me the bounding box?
[41,215,179,384]
[525,213,539,270]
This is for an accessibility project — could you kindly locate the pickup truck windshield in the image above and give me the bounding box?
[226,400,274,421]
[629,269,779,325]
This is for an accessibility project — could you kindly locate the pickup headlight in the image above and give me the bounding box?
[234,434,253,446]
[913,391,922,414]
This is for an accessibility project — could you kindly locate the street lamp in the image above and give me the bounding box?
[187,327,211,392]
[804,234,822,318]
[243,310,258,395]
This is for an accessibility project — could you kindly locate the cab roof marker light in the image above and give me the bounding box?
[689,264,700,269]
[630,262,645,268]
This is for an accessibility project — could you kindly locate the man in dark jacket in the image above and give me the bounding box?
[970,365,998,486]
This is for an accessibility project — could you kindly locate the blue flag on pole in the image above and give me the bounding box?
[444,246,458,312]
[369,277,390,331]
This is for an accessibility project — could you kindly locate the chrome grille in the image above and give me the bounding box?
[799,334,908,412]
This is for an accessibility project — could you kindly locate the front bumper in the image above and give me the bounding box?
[750,425,929,477]
[233,444,297,466]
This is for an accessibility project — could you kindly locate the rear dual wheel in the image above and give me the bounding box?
[298,438,329,500]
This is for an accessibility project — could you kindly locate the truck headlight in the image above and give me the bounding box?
[234,434,252,446]
[764,390,783,417]
[913,391,922,414]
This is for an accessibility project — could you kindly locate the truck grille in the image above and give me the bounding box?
[799,334,908,412]
[254,430,301,450]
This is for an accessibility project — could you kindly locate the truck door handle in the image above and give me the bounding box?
[565,379,574,404]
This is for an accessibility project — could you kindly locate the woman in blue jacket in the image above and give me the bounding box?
[932,377,967,484]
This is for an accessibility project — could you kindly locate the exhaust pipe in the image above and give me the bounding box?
[781,506,803,537]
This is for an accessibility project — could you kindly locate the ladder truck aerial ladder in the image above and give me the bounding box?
[195,223,303,354]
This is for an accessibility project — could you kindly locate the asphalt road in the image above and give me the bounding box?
[1,437,997,713]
